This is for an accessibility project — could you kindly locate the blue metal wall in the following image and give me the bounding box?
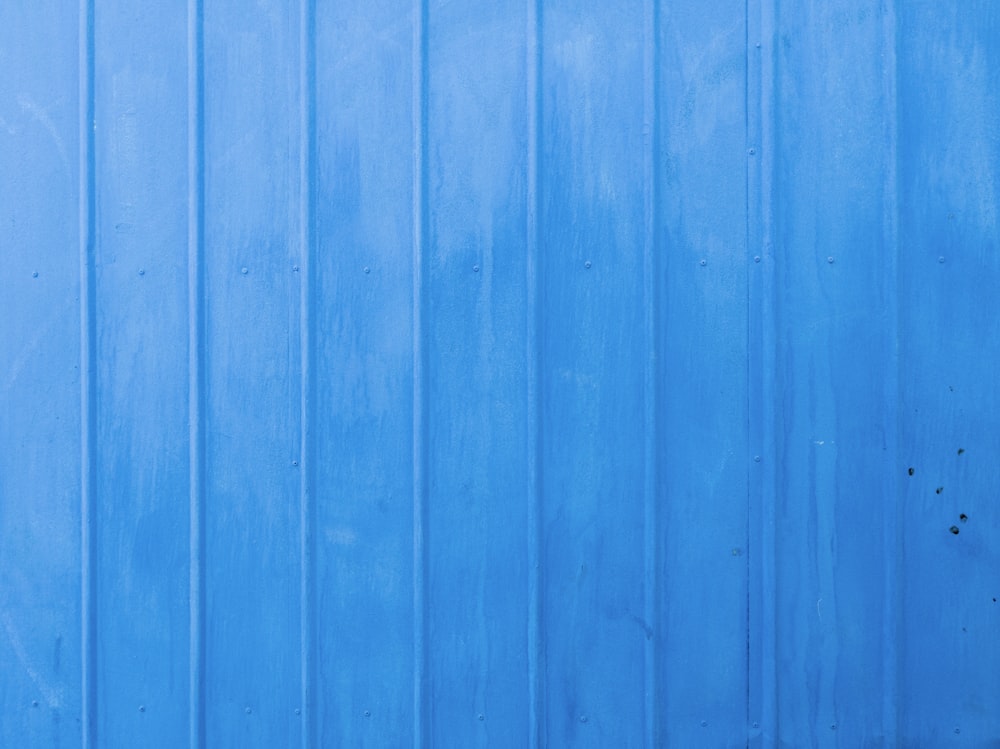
[2,1,998,747]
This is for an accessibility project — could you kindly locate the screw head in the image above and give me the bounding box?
[295,708,301,715]
[139,705,145,712]
[473,264,480,273]
[478,713,484,721]
[292,460,299,467]
[827,256,834,264]
[584,260,592,269]
[241,267,248,275]
[293,265,300,272]
[701,720,708,727]
[754,455,761,463]
[245,707,252,714]
[138,269,145,276]
[579,715,588,723]
[32,271,38,278]
[363,266,370,274]
[699,259,707,266]
[754,256,761,263]
[938,256,946,263]
[364,710,371,718]
[748,147,756,155]
[31,700,39,708]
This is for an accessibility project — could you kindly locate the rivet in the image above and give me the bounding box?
[478,713,485,721]
[364,266,370,274]
[138,269,145,276]
[579,715,588,723]
[473,264,480,273]
[754,256,761,263]
[32,271,39,278]
[699,259,707,266]
[241,267,249,275]
[245,707,252,715]
[364,710,371,718]
[295,708,301,715]
[701,720,708,727]
[827,256,834,264]
[292,460,299,467]
[32,700,39,708]
[754,455,761,463]
[954,727,961,734]
[139,705,145,712]
[756,42,761,48]
[830,724,837,731]
[584,260,592,269]
[938,256,946,263]
[748,148,756,155]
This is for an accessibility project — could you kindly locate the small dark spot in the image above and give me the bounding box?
[949,526,960,535]
[908,467,915,476]
[936,487,944,495]
[992,598,996,603]
[949,385,954,392]
[958,448,965,455]
[962,627,967,633]
[960,513,968,522]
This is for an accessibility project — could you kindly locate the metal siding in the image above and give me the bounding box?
[2,2,999,748]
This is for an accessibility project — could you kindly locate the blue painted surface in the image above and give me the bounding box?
[2,2,999,747]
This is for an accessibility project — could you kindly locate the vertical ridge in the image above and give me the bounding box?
[642,0,660,746]
[880,0,900,744]
[187,0,206,746]
[747,0,777,742]
[298,0,316,745]
[525,0,543,745]
[411,0,429,744]
[78,0,96,744]
[758,0,778,741]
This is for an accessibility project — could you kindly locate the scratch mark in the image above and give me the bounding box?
[18,95,71,176]
[1,609,62,708]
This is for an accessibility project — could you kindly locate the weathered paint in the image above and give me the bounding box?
[1,1,999,747]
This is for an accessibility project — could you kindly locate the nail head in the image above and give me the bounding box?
[473,264,480,273]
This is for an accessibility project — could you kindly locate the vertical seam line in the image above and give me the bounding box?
[187,0,206,745]
[299,0,316,745]
[642,0,660,746]
[412,0,429,744]
[526,0,543,745]
[79,0,97,743]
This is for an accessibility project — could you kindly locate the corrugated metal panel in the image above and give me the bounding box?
[2,1,998,747]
